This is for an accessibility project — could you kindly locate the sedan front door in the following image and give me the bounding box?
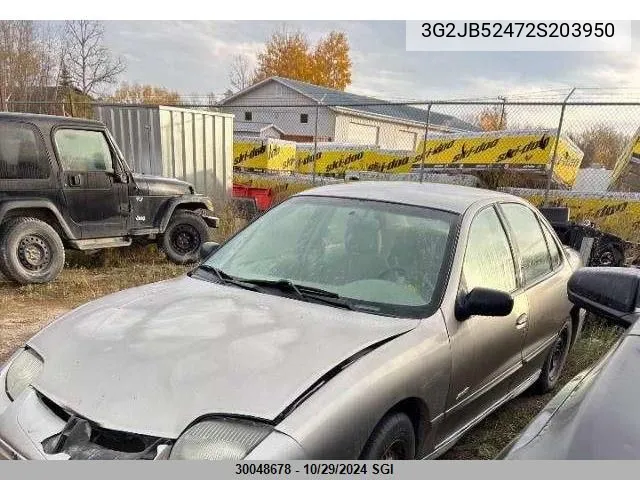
[436,205,528,447]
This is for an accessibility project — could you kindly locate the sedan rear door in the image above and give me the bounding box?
[497,202,573,384]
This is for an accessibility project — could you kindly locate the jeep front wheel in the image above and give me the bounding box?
[0,217,65,284]
[160,210,210,264]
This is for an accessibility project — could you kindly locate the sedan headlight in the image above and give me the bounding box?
[169,419,272,460]
[5,348,44,401]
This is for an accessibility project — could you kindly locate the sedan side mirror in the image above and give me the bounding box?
[456,287,514,321]
[568,267,640,328]
[200,241,220,259]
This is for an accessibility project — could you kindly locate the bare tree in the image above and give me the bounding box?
[0,21,65,112]
[64,20,125,96]
[229,54,252,92]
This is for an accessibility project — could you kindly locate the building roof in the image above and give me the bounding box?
[296,181,521,214]
[221,76,480,132]
[234,121,284,135]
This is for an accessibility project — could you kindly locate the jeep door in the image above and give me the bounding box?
[53,127,129,238]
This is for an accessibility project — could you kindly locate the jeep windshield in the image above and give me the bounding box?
[196,195,459,318]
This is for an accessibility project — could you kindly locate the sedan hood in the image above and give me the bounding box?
[27,276,418,438]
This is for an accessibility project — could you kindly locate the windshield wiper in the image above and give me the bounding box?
[235,278,358,310]
[192,265,259,292]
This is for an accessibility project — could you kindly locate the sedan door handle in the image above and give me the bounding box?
[516,314,528,329]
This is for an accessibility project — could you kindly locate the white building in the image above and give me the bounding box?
[220,76,478,150]
[234,121,283,139]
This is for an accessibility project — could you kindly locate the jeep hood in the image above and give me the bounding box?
[132,173,194,196]
[27,276,418,438]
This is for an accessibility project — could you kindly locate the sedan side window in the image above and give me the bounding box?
[462,207,517,293]
[539,219,563,270]
[500,203,553,286]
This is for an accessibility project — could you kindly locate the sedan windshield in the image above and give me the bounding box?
[198,195,458,318]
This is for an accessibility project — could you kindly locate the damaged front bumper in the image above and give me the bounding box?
[1,354,170,460]
[0,388,172,460]
[195,208,220,228]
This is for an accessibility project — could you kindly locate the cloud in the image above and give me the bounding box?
[102,20,640,111]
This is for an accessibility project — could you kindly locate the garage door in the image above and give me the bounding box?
[346,122,379,145]
[396,130,417,150]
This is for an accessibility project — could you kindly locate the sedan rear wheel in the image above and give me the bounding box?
[534,320,572,394]
[360,412,416,460]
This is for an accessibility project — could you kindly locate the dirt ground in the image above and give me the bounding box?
[0,247,622,459]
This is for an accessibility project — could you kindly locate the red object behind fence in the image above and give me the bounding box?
[232,184,274,211]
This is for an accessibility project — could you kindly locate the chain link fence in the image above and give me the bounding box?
[5,93,640,241]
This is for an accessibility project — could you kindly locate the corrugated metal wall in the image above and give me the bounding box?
[158,106,233,200]
[94,105,234,199]
[94,105,163,176]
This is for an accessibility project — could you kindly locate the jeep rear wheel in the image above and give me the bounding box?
[160,210,210,265]
[0,217,65,284]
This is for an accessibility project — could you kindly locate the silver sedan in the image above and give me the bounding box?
[0,181,583,460]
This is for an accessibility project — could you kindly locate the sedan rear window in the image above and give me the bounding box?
[500,203,553,286]
[201,195,459,318]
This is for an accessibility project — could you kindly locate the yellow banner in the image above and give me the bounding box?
[610,133,640,188]
[412,131,583,187]
[361,151,416,174]
[292,148,370,175]
[233,173,315,198]
[520,193,640,241]
[233,129,584,187]
[233,139,296,170]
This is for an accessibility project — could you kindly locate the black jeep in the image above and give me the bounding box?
[0,113,219,284]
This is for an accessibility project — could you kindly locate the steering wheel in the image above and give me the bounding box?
[378,267,409,282]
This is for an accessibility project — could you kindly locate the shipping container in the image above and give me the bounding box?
[94,105,234,200]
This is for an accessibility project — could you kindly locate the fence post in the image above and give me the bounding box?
[543,88,575,205]
[312,101,319,185]
[419,103,432,183]
[312,95,325,186]
[498,96,507,129]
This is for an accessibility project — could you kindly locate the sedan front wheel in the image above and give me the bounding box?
[360,412,416,460]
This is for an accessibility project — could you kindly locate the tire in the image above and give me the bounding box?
[360,412,416,460]
[533,320,572,394]
[159,210,210,265]
[0,217,65,285]
[591,243,624,267]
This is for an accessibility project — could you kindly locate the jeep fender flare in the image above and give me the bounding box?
[0,200,76,239]
[158,195,215,233]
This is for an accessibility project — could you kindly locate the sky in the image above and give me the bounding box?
[101,20,640,134]
[103,21,640,99]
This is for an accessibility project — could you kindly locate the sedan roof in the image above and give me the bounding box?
[296,181,524,214]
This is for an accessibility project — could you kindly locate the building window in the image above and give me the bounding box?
[244,112,252,121]
[300,113,308,124]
